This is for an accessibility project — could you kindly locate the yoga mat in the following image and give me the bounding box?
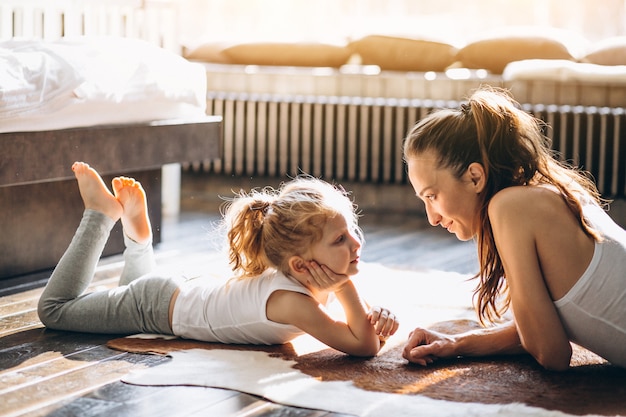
[109,263,626,417]
[121,347,589,417]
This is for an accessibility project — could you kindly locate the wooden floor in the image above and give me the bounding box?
[0,173,478,417]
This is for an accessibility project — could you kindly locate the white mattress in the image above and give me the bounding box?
[0,36,208,133]
[503,59,626,85]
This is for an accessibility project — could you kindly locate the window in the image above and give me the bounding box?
[177,0,625,46]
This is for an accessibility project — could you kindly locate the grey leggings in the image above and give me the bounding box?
[37,209,178,335]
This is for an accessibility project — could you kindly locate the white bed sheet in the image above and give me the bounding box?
[0,36,207,133]
[503,59,626,85]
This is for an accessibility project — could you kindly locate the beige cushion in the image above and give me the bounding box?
[348,35,458,72]
[220,42,351,67]
[183,42,232,63]
[581,37,626,66]
[457,34,575,74]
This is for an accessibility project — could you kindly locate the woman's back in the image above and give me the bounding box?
[490,184,626,366]
[489,185,595,301]
[554,196,626,367]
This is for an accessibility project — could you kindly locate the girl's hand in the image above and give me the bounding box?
[305,261,350,291]
[367,306,399,339]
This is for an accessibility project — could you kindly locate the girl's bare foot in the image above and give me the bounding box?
[112,176,152,244]
[72,162,122,221]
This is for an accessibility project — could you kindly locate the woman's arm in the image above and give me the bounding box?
[488,188,573,370]
[405,187,575,370]
[403,320,526,365]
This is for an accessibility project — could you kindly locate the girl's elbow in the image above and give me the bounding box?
[353,347,380,358]
[348,339,381,357]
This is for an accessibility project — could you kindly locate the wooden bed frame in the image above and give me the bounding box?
[0,1,222,291]
[0,117,222,291]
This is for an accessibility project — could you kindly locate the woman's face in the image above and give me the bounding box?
[406,150,484,241]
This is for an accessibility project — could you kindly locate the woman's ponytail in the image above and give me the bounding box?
[404,86,604,324]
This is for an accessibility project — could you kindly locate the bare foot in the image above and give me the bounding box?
[72,162,122,221]
[112,176,152,244]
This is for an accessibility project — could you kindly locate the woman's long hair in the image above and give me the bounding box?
[403,86,602,323]
[222,176,363,278]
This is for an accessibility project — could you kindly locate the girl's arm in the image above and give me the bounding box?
[488,188,573,370]
[268,258,399,357]
[268,282,382,356]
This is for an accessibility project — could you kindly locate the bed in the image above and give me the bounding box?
[0,2,222,290]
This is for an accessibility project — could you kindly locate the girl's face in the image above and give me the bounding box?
[307,214,362,276]
[406,150,484,241]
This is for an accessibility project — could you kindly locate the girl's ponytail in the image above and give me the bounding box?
[222,177,360,279]
[225,194,274,278]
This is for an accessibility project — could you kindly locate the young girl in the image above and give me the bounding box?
[38,162,399,357]
[401,87,625,370]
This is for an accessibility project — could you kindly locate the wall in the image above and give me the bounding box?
[175,0,626,48]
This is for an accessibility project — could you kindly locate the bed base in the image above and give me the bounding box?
[0,117,222,288]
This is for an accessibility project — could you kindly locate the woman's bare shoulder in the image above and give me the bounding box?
[488,186,567,224]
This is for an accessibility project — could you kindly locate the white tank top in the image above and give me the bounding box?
[171,269,314,345]
[554,199,626,367]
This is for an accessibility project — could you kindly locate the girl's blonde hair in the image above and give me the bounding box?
[222,176,362,278]
[403,86,603,324]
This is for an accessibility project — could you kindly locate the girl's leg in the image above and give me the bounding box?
[112,176,157,286]
[37,163,176,335]
[37,162,123,330]
[119,235,157,286]
[38,209,115,313]
[40,268,177,335]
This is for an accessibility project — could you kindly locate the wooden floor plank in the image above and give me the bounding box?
[0,299,40,317]
[2,345,130,393]
[0,329,112,364]
[0,311,43,336]
[28,384,240,417]
[2,352,166,417]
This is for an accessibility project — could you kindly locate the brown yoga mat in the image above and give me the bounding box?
[108,319,626,416]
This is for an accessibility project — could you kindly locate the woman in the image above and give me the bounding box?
[401,86,625,370]
[38,162,398,357]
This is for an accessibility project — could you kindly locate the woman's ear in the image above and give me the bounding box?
[467,162,486,193]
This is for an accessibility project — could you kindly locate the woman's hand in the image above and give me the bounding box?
[367,306,399,340]
[402,328,458,366]
[403,322,527,366]
[305,261,350,292]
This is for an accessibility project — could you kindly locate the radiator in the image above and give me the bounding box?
[201,92,625,198]
[525,104,625,198]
